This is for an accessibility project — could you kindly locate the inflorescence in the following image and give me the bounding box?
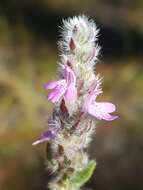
[33,15,118,190]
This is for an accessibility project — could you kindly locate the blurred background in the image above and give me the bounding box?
[0,0,143,190]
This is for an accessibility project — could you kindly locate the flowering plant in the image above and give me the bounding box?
[33,15,118,190]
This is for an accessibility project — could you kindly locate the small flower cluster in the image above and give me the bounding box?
[33,15,118,190]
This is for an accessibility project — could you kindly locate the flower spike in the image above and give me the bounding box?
[33,15,118,190]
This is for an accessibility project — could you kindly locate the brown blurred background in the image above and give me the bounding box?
[0,0,143,190]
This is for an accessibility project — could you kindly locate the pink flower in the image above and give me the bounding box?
[83,90,118,121]
[45,65,77,103]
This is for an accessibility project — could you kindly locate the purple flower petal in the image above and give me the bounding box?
[88,102,118,121]
[63,66,77,100]
[65,84,77,100]
[83,91,118,121]
[83,91,102,113]
[47,81,67,102]
[100,113,118,121]
[44,80,60,89]
[48,89,62,102]
[95,102,116,113]
[64,66,76,85]
[32,129,57,146]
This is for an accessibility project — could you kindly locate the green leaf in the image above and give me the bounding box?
[70,161,96,188]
